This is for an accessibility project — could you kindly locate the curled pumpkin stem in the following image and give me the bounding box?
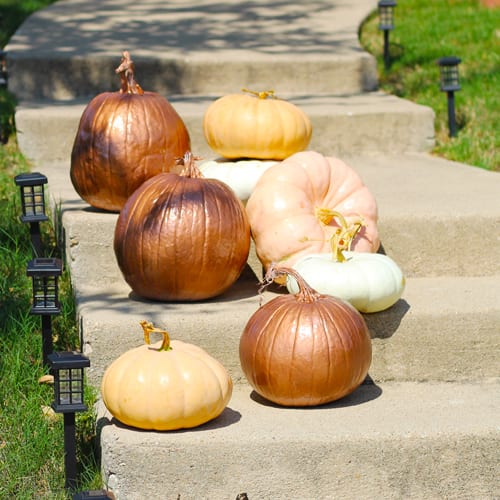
[116,51,144,95]
[176,151,204,178]
[241,88,277,100]
[140,320,172,351]
[314,208,364,263]
[260,263,320,303]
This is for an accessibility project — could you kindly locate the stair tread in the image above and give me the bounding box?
[100,380,500,442]
[98,381,500,498]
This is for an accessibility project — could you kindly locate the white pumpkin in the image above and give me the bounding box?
[286,251,405,313]
[199,158,277,202]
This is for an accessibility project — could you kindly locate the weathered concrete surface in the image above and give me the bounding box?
[75,274,500,387]
[7,0,378,100]
[39,153,500,282]
[98,382,500,499]
[15,92,435,168]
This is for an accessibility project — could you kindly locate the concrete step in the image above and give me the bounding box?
[98,381,500,499]
[38,154,500,281]
[76,273,500,388]
[15,92,435,170]
[6,0,379,100]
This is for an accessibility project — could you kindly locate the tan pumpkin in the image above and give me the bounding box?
[239,265,372,407]
[114,152,251,301]
[245,150,380,272]
[203,89,312,160]
[70,51,191,212]
[101,321,233,430]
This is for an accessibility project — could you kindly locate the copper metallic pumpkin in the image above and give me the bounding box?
[239,265,372,407]
[114,153,251,301]
[70,51,191,212]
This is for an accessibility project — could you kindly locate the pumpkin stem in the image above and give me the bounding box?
[176,152,204,178]
[241,88,277,100]
[140,320,172,351]
[315,208,364,262]
[260,264,321,303]
[116,51,144,95]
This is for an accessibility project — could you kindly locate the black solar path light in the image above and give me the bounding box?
[27,257,63,368]
[14,172,49,257]
[378,0,397,70]
[48,351,90,491]
[437,56,462,137]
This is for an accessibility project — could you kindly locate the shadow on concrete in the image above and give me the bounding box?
[249,375,382,409]
[363,298,410,340]
[97,405,242,434]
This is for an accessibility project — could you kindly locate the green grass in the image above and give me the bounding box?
[0,142,101,497]
[0,1,101,496]
[360,0,499,171]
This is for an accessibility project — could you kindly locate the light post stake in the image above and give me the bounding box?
[49,351,90,492]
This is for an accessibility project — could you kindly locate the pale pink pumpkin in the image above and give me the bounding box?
[245,150,380,271]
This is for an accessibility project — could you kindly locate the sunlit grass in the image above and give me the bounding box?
[360,0,499,170]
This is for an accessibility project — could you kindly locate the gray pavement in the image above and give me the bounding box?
[7,0,500,498]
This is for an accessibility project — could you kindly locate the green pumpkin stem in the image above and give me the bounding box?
[140,320,172,351]
[315,208,364,263]
[241,88,277,100]
[260,264,320,303]
[116,51,144,95]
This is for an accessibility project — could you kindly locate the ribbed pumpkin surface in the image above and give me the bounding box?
[203,91,312,160]
[114,169,251,301]
[239,267,372,407]
[70,52,190,212]
[101,337,233,431]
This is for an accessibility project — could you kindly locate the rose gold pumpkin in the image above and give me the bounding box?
[239,266,372,406]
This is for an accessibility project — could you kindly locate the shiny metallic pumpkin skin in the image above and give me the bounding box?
[114,170,251,301]
[240,268,372,407]
[71,90,190,212]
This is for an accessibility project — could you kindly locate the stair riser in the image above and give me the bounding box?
[9,55,378,101]
[15,101,434,169]
[79,281,500,388]
[61,206,499,286]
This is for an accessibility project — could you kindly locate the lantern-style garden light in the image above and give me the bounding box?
[14,172,49,257]
[437,56,462,137]
[27,257,63,367]
[49,351,90,491]
[378,0,397,70]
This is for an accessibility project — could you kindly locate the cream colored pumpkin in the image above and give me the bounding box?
[246,151,380,272]
[101,321,232,430]
[287,251,405,313]
[199,158,277,202]
[203,89,312,160]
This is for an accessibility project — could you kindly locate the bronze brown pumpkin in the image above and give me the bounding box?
[114,153,251,301]
[70,51,190,212]
[239,265,372,407]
